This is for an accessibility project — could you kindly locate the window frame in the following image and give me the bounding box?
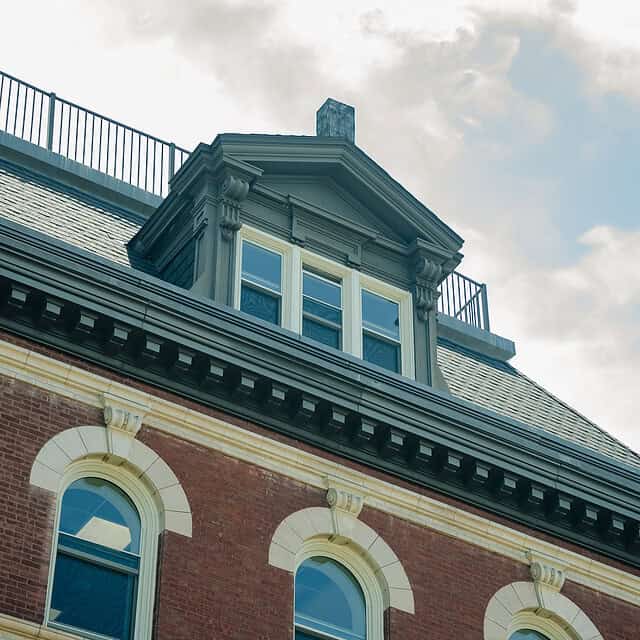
[45,460,161,640]
[508,613,575,640]
[235,226,415,378]
[294,540,385,640]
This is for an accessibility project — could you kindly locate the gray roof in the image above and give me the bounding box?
[438,340,640,468]
[0,161,145,269]
[2,158,638,469]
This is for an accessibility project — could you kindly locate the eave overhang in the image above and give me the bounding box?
[1,217,639,567]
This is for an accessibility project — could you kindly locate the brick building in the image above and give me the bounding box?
[0,70,638,640]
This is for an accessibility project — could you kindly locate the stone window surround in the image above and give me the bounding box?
[269,483,414,640]
[484,554,603,640]
[234,224,416,379]
[28,396,192,640]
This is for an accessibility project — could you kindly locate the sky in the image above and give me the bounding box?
[1,0,639,454]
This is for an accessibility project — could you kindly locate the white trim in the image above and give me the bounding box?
[484,582,603,640]
[235,225,415,377]
[2,339,640,608]
[44,460,161,640]
[295,540,386,640]
[270,507,414,615]
[30,426,192,537]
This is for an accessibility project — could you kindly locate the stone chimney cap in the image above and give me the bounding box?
[316,98,355,144]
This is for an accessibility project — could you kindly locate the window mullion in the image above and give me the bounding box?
[288,245,302,333]
[344,270,361,357]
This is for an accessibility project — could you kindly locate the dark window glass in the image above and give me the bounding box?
[509,631,551,640]
[241,284,281,325]
[361,290,401,372]
[241,241,282,325]
[302,271,342,349]
[295,557,366,640]
[363,333,400,373]
[49,553,136,639]
[49,478,141,640]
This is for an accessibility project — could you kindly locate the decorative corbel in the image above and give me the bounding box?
[526,550,567,608]
[102,393,149,438]
[413,254,443,321]
[325,478,365,542]
[218,174,250,241]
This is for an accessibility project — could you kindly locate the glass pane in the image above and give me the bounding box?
[363,333,400,373]
[303,318,341,349]
[303,298,342,326]
[50,553,136,640]
[295,557,366,640]
[59,478,140,554]
[509,631,551,640]
[242,241,282,293]
[241,284,280,325]
[303,271,341,308]
[361,290,399,341]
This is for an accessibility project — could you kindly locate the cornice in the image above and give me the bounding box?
[214,133,464,254]
[1,219,640,569]
[0,338,639,607]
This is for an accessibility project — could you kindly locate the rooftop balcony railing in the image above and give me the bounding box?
[0,69,491,332]
[437,271,490,332]
[0,69,190,197]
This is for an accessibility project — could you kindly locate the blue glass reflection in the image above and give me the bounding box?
[303,272,341,308]
[241,284,280,325]
[242,241,282,292]
[509,631,551,640]
[59,478,140,553]
[363,334,400,373]
[295,557,366,640]
[361,290,399,340]
[302,271,342,349]
[50,553,135,640]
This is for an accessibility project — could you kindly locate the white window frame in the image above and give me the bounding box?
[294,540,385,640]
[235,226,415,379]
[45,459,161,640]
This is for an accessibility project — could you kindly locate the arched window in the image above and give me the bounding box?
[48,477,142,640]
[295,556,366,640]
[510,632,551,640]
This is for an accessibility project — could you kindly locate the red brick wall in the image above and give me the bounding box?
[0,368,639,638]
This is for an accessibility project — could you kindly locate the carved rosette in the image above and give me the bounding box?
[218,174,250,241]
[413,255,443,321]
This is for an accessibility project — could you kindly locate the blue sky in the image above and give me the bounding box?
[2,0,639,453]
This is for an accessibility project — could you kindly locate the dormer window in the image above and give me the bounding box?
[236,227,415,378]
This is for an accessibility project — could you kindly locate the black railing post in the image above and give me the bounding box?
[46,92,56,151]
[168,143,176,179]
[481,284,490,332]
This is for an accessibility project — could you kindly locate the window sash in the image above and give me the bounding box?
[58,532,140,574]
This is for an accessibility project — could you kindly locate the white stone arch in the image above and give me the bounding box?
[484,582,603,640]
[269,506,415,615]
[29,425,192,537]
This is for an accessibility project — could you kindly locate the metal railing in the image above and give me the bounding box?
[438,271,490,332]
[0,70,190,197]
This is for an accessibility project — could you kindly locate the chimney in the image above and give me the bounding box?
[316,98,355,143]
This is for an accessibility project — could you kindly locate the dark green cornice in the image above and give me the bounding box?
[1,217,639,567]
